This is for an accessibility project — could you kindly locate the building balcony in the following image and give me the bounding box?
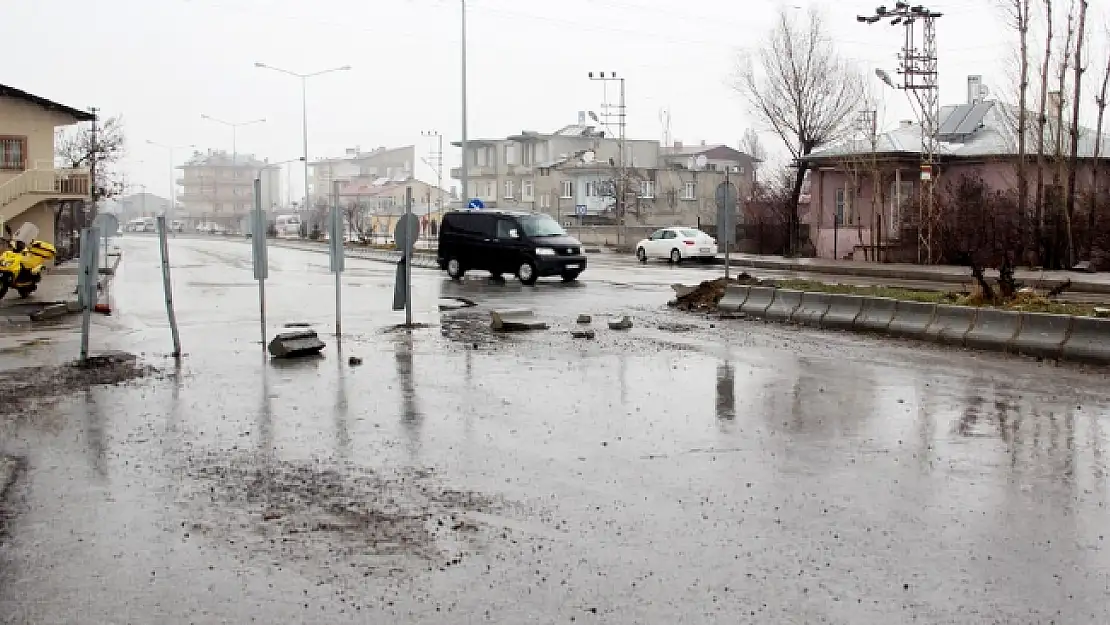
[449,166,497,179]
[0,167,91,223]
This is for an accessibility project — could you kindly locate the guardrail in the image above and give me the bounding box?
[718,285,1110,366]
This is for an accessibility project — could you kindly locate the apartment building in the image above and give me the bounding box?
[0,83,94,245]
[176,150,280,226]
[451,115,757,228]
[308,145,415,205]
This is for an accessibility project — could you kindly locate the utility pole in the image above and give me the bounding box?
[422,130,444,223]
[88,107,99,233]
[858,3,942,264]
[588,72,626,245]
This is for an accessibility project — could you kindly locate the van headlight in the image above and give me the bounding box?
[535,247,556,256]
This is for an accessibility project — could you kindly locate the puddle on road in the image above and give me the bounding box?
[0,352,153,420]
[177,453,507,582]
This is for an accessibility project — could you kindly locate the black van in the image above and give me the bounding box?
[437,210,587,285]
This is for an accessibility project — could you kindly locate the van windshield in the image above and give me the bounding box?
[518,214,566,238]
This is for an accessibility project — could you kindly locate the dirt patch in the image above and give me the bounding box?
[668,275,765,313]
[439,310,504,348]
[0,351,152,418]
[178,454,504,581]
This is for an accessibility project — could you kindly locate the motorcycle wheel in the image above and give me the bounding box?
[16,286,33,299]
[0,282,7,301]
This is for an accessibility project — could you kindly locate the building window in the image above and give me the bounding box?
[522,179,534,200]
[561,180,573,199]
[504,179,515,199]
[585,181,594,197]
[681,181,696,200]
[505,144,517,166]
[835,188,845,226]
[640,180,655,198]
[540,193,551,209]
[0,137,27,170]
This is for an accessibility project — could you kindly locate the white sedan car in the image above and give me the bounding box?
[635,227,718,263]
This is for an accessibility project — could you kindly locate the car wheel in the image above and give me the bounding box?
[636,247,647,263]
[517,261,538,286]
[446,258,465,280]
[670,248,682,264]
[561,271,581,282]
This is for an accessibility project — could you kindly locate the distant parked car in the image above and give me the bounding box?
[635,227,717,264]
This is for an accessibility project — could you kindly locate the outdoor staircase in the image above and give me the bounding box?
[0,168,90,226]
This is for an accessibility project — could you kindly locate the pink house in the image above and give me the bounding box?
[801,82,1110,262]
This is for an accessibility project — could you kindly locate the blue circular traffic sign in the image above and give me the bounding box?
[467,198,485,209]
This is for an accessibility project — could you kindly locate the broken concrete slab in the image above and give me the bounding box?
[607,315,633,330]
[29,303,71,322]
[577,314,592,324]
[348,356,363,366]
[490,309,549,331]
[268,329,327,358]
[671,284,698,298]
[439,297,477,311]
[571,329,596,339]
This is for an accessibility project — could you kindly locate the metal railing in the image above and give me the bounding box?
[0,167,90,210]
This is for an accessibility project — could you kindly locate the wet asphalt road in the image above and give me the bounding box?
[2,235,1110,623]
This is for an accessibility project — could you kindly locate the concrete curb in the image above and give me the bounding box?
[790,291,832,327]
[726,286,1110,366]
[718,285,750,312]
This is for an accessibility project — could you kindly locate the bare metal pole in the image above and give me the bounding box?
[460,0,469,203]
[405,186,413,327]
[155,215,182,357]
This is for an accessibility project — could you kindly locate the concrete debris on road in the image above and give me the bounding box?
[283,322,312,328]
[438,297,477,311]
[0,351,149,418]
[576,314,592,324]
[490,309,548,332]
[268,330,327,358]
[348,356,363,366]
[669,275,764,313]
[571,329,596,339]
[608,315,633,330]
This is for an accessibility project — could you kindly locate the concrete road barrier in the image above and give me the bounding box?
[1011,312,1073,360]
[923,304,978,347]
[764,289,803,322]
[1061,317,1110,364]
[790,292,832,327]
[886,301,938,340]
[717,285,750,312]
[268,330,326,358]
[822,294,865,331]
[490,309,549,331]
[964,309,1022,352]
[740,286,776,318]
[854,297,898,333]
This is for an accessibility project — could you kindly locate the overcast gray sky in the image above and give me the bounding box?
[3,0,1106,201]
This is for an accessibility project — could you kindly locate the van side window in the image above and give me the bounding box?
[495,218,518,239]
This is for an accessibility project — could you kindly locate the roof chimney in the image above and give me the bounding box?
[967,75,984,104]
[700,140,707,147]
[577,111,586,125]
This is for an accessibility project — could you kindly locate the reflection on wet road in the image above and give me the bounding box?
[1,235,1109,623]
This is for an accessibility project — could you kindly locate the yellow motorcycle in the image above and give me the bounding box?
[0,224,56,300]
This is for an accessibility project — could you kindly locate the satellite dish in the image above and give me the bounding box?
[875,68,896,89]
[694,155,708,169]
[581,150,596,164]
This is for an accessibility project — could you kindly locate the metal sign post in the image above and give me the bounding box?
[391,190,420,326]
[715,177,738,280]
[330,180,345,342]
[155,215,182,357]
[251,178,269,349]
[78,226,100,362]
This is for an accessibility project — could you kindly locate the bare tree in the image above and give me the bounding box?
[739,128,767,182]
[1034,0,1054,257]
[733,7,863,256]
[1064,0,1089,265]
[55,114,126,199]
[343,199,368,240]
[1000,0,1033,257]
[1090,37,1110,250]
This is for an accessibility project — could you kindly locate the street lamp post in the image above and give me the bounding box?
[587,71,626,245]
[254,62,351,214]
[146,140,196,224]
[460,0,469,205]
